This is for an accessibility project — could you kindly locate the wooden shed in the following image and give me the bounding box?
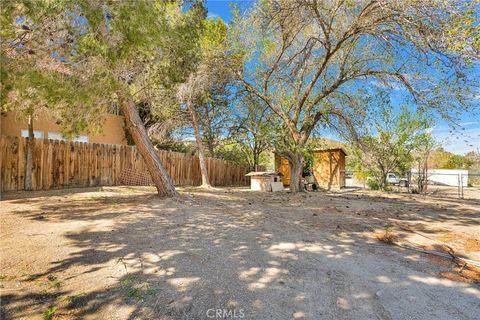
[274,148,347,190]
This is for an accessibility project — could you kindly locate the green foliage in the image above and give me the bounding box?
[200,18,228,60]
[441,0,480,63]
[2,66,107,137]
[155,141,196,154]
[366,179,380,190]
[1,0,208,143]
[1,0,113,138]
[352,92,432,189]
[229,93,278,166]
[214,141,253,166]
[302,151,315,172]
[443,154,473,169]
[42,307,57,320]
[230,0,477,178]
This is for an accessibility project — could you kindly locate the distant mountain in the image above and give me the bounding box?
[427,148,480,170]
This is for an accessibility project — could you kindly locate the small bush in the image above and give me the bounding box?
[42,307,57,320]
[367,179,380,190]
[468,176,480,187]
[376,227,398,244]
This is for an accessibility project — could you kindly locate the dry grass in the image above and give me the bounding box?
[465,239,480,253]
[375,227,399,244]
[437,232,480,254]
[419,244,480,284]
[440,264,480,284]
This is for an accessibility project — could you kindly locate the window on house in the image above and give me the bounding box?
[48,132,89,143]
[48,132,65,141]
[21,129,44,139]
[73,135,89,143]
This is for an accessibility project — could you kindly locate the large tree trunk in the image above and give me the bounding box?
[379,169,387,190]
[417,157,428,193]
[118,92,179,197]
[202,104,215,156]
[287,151,304,193]
[25,115,34,191]
[187,100,211,188]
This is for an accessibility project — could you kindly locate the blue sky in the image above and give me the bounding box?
[205,0,480,155]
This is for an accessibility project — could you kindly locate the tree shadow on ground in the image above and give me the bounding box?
[1,189,479,319]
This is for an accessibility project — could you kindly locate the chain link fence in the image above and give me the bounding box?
[342,170,480,201]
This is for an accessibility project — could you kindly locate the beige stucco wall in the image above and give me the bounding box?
[0,111,127,145]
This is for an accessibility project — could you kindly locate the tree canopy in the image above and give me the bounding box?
[230,0,479,191]
[1,0,478,195]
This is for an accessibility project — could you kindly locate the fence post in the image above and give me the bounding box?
[407,170,411,194]
[457,174,461,199]
[461,174,464,199]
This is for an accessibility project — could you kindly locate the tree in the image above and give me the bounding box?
[352,102,431,190]
[1,1,108,190]
[443,154,473,169]
[177,17,236,188]
[198,84,231,157]
[230,93,276,168]
[441,0,480,63]
[412,133,437,193]
[231,0,478,192]
[69,1,207,197]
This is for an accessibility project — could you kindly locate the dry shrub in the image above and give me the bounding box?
[376,227,399,244]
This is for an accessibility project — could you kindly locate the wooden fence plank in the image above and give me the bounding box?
[17,137,25,191]
[0,136,249,191]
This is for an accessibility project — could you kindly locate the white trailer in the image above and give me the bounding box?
[411,169,468,187]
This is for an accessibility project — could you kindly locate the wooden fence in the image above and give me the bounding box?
[0,136,248,192]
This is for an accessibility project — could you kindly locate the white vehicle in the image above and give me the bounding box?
[386,173,408,187]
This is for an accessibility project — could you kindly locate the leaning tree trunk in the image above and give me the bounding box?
[288,152,304,193]
[202,104,216,157]
[187,100,211,188]
[25,115,35,191]
[118,92,179,197]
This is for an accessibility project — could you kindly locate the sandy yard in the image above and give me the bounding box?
[0,186,479,320]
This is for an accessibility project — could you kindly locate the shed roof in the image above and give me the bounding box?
[312,147,347,156]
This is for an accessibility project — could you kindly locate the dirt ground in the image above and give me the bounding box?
[1,186,479,320]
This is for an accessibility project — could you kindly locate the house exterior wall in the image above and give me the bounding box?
[1,111,127,145]
[275,149,346,189]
